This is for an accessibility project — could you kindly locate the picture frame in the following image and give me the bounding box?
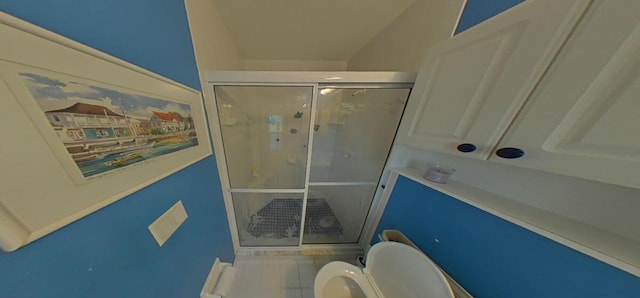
[0,12,212,251]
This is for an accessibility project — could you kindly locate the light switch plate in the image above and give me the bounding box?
[148,200,188,246]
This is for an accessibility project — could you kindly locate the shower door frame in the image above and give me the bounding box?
[205,71,416,251]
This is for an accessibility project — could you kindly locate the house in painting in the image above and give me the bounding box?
[150,111,185,133]
[137,119,152,135]
[45,102,133,141]
[44,102,155,162]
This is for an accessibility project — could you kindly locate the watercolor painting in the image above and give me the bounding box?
[19,72,199,178]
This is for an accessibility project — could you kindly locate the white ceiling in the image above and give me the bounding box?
[213,0,415,61]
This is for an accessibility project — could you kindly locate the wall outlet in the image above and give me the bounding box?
[148,200,188,247]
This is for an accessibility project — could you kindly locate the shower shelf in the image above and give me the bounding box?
[390,167,640,277]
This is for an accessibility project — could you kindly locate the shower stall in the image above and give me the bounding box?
[206,72,415,248]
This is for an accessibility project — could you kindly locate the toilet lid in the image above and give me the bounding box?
[365,242,453,298]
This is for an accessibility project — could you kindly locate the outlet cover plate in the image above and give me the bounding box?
[148,200,188,246]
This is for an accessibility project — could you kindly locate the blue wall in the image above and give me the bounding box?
[0,1,234,297]
[373,177,640,297]
[0,0,201,89]
[456,0,525,33]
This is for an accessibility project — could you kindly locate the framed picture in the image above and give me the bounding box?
[0,13,212,251]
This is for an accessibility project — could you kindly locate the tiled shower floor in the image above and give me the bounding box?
[248,198,343,240]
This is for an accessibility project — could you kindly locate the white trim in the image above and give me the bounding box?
[200,257,235,298]
[229,189,306,193]
[452,0,469,36]
[358,171,400,248]
[318,83,414,89]
[309,182,378,186]
[207,85,241,251]
[206,71,416,84]
[207,82,316,87]
[298,84,319,246]
[391,167,640,278]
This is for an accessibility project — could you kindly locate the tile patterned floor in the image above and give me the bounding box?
[247,198,343,241]
[226,255,361,298]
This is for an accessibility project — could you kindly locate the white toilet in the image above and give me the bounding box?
[314,242,454,298]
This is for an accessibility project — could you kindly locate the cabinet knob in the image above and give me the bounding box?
[457,143,477,153]
[495,147,525,159]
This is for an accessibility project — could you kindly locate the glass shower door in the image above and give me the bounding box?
[302,87,410,244]
[215,85,312,246]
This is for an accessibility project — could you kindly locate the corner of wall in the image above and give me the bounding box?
[184,0,244,75]
[346,0,466,71]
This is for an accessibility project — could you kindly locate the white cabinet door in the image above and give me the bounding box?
[396,0,590,159]
[493,1,640,189]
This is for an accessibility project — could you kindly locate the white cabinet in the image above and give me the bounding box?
[397,0,591,159]
[397,0,640,189]
[492,0,640,189]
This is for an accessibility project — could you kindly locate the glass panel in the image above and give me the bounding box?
[310,88,409,182]
[215,86,312,189]
[232,192,303,246]
[302,185,377,244]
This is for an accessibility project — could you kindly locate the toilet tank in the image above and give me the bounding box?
[367,242,454,298]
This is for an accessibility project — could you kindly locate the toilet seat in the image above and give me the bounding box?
[314,242,454,298]
[314,261,382,298]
